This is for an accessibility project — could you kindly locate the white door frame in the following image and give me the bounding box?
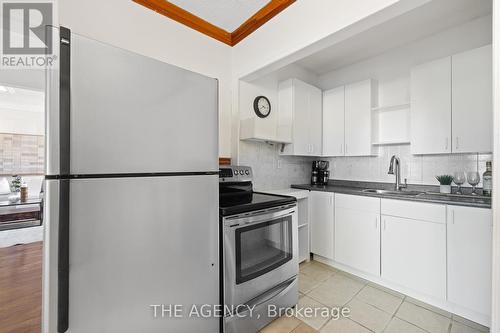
[492,1,500,332]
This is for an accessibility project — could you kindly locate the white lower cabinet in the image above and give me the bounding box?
[447,206,492,316]
[381,199,446,299]
[308,190,492,325]
[309,191,334,259]
[381,215,446,299]
[335,194,380,276]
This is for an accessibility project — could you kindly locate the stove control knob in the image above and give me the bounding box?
[245,170,250,175]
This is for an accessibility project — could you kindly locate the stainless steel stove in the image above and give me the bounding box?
[219,166,299,333]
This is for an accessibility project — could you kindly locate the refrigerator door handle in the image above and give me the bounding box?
[58,180,70,333]
[57,26,72,333]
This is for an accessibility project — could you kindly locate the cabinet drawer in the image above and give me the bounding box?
[335,193,380,213]
[381,199,446,224]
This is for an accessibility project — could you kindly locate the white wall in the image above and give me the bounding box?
[318,15,492,92]
[0,86,45,135]
[59,0,233,157]
[236,14,494,188]
[231,0,406,79]
[237,65,318,189]
[0,109,44,136]
[239,64,319,126]
[231,0,437,160]
[316,15,493,186]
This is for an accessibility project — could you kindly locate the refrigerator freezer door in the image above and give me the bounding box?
[43,175,219,333]
[47,28,218,176]
[42,179,61,333]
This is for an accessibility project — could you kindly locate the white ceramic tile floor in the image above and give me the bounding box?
[259,260,490,333]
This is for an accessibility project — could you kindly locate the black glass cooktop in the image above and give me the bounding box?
[219,191,296,216]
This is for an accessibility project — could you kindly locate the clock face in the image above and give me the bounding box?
[254,96,271,118]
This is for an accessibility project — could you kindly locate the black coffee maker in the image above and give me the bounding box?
[311,160,330,185]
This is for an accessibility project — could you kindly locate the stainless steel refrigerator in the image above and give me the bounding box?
[43,27,219,333]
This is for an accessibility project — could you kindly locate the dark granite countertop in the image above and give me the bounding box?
[291,180,492,208]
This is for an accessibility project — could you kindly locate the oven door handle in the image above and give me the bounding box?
[225,276,297,322]
[225,205,295,228]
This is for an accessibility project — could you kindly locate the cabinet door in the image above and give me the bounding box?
[277,80,293,144]
[448,206,492,315]
[381,216,446,299]
[309,191,334,259]
[322,87,345,156]
[335,194,380,276]
[292,80,311,155]
[309,85,323,156]
[452,45,492,154]
[410,57,452,154]
[345,80,376,156]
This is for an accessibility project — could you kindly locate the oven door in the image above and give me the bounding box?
[223,205,298,308]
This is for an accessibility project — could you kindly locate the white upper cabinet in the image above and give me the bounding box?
[322,86,345,157]
[452,45,492,154]
[344,79,378,156]
[411,57,452,155]
[410,45,492,155]
[279,79,322,156]
[323,80,377,157]
[447,206,492,317]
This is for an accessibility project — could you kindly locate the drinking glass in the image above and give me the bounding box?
[467,171,480,195]
[453,171,466,195]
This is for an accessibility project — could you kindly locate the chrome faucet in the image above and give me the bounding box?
[388,155,407,191]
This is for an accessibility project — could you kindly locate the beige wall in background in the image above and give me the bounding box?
[0,133,44,175]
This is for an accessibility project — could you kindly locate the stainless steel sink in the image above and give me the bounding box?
[362,189,423,196]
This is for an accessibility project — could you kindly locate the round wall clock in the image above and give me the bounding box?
[253,96,271,118]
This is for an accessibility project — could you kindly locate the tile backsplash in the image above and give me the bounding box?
[239,141,313,191]
[0,133,44,175]
[326,145,492,187]
[239,141,492,189]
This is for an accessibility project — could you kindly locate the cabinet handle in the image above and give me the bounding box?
[345,144,348,155]
[340,144,343,154]
[451,210,455,224]
[445,138,449,151]
[456,137,459,150]
[329,196,333,205]
[383,219,386,231]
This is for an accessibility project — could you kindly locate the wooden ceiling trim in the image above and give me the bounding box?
[231,0,296,46]
[133,0,296,46]
[133,0,233,45]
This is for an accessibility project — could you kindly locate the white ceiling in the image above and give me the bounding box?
[168,0,270,32]
[296,0,492,74]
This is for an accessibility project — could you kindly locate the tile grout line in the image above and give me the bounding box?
[381,295,406,333]
[336,282,382,333]
[395,301,451,333]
